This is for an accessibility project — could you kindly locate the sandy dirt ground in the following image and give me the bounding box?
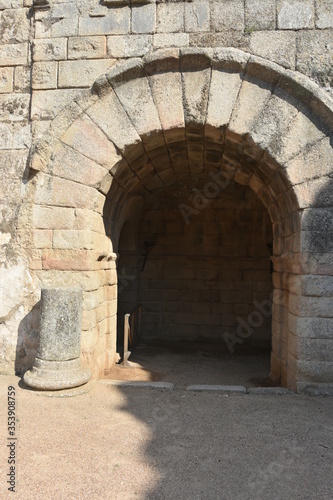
[1,372,333,500]
[108,340,272,386]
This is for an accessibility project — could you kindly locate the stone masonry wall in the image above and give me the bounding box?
[0,0,332,374]
[27,0,333,140]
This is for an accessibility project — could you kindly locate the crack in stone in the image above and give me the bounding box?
[0,303,23,324]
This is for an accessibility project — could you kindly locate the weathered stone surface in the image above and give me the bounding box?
[289,314,333,339]
[291,336,333,362]
[277,0,315,29]
[41,99,85,141]
[61,113,121,171]
[86,89,141,153]
[40,248,109,271]
[0,151,27,258]
[31,0,50,8]
[211,0,245,32]
[24,356,91,390]
[300,252,333,277]
[0,67,13,93]
[0,43,28,66]
[301,207,333,236]
[213,47,249,71]
[0,305,28,374]
[32,61,57,90]
[297,31,333,92]
[103,380,174,390]
[0,264,28,321]
[250,90,299,160]
[34,173,100,209]
[0,0,11,9]
[0,8,30,43]
[35,3,79,38]
[0,123,11,149]
[181,64,211,126]
[33,229,52,249]
[132,3,156,34]
[0,94,29,121]
[245,56,282,87]
[288,274,333,297]
[37,288,83,360]
[157,2,184,33]
[289,294,333,318]
[79,8,130,36]
[14,65,30,92]
[58,59,116,88]
[148,70,184,132]
[186,385,247,392]
[33,205,76,229]
[112,75,161,137]
[185,0,210,32]
[207,69,243,128]
[68,36,106,60]
[315,0,333,29]
[107,35,152,58]
[52,230,102,251]
[13,122,31,149]
[31,89,82,120]
[189,31,249,50]
[278,110,325,165]
[303,385,333,396]
[47,142,108,187]
[33,37,67,61]
[229,77,273,136]
[153,33,189,49]
[301,229,333,254]
[285,137,333,185]
[101,57,143,88]
[249,31,296,69]
[296,360,333,385]
[245,0,276,31]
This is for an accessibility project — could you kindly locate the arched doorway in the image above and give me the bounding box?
[114,173,274,385]
[23,48,333,392]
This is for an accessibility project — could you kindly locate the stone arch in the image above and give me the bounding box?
[23,48,333,391]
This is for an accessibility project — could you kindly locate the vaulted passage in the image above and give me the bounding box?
[104,118,295,385]
[26,49,333,392]
[115,173,274,385]
[115,160,273,338]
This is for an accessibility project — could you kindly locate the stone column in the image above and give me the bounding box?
[24,288,91,390]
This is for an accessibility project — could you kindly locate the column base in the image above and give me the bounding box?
[23,357,91,391]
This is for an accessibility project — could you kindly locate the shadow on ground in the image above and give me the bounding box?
[114,385,333,499]
[108,338,273,388]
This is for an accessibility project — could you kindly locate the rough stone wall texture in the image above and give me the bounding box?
[0,1,33,373]
[0,0,332,389]
[12,0,331,144]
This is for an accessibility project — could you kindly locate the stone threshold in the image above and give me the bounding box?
[18,379,333,397]
[100,380,295,395]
